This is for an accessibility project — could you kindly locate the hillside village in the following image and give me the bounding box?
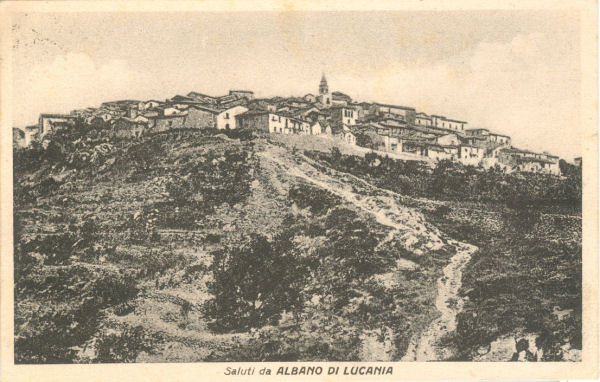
[14,74,565,175]
[12,74,583,364]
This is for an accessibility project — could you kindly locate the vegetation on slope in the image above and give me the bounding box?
[14,127,454,362]
[306,148,582,360]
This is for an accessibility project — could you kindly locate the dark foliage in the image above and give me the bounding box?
[288,183,341,215]
[306,151,581,211]
[205,234,313,331]
[94,326,158,363]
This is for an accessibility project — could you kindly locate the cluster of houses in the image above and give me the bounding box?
[14,74,564,175]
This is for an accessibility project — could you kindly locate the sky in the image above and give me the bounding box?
[11,11,581,159]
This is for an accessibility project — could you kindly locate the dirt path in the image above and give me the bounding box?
[401,240,477,361]
[260,148,445,256]
[260,147,479,361]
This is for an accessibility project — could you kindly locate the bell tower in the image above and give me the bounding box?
[318,73,331,107]
[319,73,329,95]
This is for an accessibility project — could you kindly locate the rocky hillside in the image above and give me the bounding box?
[13,127,581,363]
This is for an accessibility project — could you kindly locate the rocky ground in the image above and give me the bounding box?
[13,130,581,363]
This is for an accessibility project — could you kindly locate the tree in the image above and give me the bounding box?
[94,326,155,363]
[321,208,388,280]
[205,234,310,331]
[330,146,342,164]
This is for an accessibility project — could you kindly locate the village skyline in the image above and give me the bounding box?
[11,11,581,159]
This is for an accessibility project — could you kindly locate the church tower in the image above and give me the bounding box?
[318,73,331,107]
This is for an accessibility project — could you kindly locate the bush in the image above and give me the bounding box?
[94,326,157,363]
[205,234,311,331]
[321,208,390,280]
[432,205,452,219]
[288,183,340,215]
[14,265,139,363]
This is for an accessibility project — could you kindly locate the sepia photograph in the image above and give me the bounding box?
[1,1,598,380]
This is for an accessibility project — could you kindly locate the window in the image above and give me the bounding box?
[225,112,229,119]
[278,116,281,122]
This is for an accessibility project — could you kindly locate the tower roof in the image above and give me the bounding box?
[320,73,328,87]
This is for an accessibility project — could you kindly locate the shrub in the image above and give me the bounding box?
[432,205,452,219]
[288,183,340,215]
[330,146,342,163]
[205,234,311,331]
[93,326,157,363]
[321,208,390,279]
[14,265,139,363]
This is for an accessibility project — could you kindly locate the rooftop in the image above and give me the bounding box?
[374,102,416,111]
[39,113,77,119]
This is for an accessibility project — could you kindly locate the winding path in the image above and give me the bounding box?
[260,147,478,361]
[401,240,477,361]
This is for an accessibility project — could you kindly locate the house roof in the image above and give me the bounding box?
[328,104,356,110]
[332,91,352,100]
[488,132,511,138]
[148,113,187,120]
[374,103,416,111]
[170,95,196,101]
[304,108,328,115]
[516,156,555,164]
[500,147,540,155]
[431,115,467,124]
[380,117,406,124]
[188,104,220,114]
[248,99,274,106]
[541,152,559,158]
[445,118,467,124]
[218,94,240,102]
[403,139,441,149]
[39,113,77,119]
[102,100,140,105]
[461,135,487,141]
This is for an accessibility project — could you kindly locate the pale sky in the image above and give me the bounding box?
[12,11,581,159]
